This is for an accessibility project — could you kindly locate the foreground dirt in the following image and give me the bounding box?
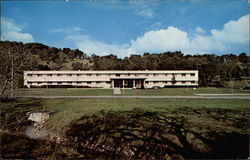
[1,100,249,159]
[64,109,249,159]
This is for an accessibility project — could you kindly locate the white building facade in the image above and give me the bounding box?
[24,70,198,88]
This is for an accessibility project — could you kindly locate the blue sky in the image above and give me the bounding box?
[1,0,249,57]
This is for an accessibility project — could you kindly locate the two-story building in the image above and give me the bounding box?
[24,70,198,88]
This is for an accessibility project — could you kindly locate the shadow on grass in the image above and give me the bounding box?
[65,108,249,159]
[0,100,249,159]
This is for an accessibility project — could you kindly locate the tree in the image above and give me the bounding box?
[238,53,249,64]
[0,44,31,97]
[72,62,84,70]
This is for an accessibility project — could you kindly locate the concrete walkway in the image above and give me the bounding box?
[16,95,250,99]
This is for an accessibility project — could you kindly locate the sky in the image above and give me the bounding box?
[1,0,249,57]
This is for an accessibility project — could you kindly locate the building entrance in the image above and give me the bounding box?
[113,79,145,88]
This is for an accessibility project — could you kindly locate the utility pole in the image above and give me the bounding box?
[230,79,234,94]
[9,51,14,97]
[11,51,14,97]
[231,80,234,94]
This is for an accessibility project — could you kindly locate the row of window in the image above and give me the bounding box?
[27,73,196,77]
[27,81,196,85]
[28,81,111,85]
[145,81,196,84]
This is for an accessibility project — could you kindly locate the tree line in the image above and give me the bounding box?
[0,41,249,93]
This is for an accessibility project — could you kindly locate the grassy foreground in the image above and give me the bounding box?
[14,87,250,96]
[1,98,249,159]
[2,98,248,135]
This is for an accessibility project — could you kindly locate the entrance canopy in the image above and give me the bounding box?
[110,78,147,88]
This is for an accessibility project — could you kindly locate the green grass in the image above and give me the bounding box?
[38,98,249,134]
[195,87,250,94]
[224,81,250,89]
[2,97,249,159]
[14,87,250,96]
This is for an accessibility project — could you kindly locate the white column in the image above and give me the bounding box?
[112,80,114,88]
[122,79,125,88]
[133,79,135,88]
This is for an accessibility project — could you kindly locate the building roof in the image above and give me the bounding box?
[24,70,198,74]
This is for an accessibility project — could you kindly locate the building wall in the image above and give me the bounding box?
[24,70,198,88]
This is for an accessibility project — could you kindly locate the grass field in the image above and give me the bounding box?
[2,98,247,135]
[14,87,250,96]
[1,96,249,159]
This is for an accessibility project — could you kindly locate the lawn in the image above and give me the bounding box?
[14,87,250,96]
[1,98,249,159]
[21,98,249,135]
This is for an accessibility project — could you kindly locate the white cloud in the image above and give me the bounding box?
[150,22,163,29]
[50,27,82,33]
[67,14,249,57]
[66,34,135,56]
[129,14,249,54]
[211,14,249,44]
[195,27,205,34]
[1,18,34,43]
[129,0,156,19]
[129,26,190,53]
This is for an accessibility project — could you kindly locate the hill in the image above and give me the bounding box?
[0,40,249,93]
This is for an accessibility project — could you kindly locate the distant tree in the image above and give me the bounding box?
[238,53,249,63]
[72,62,84,70]
[38,64,51,70]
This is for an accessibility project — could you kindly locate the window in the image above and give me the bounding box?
[96,74,99,76]
[67,74,72,77]
[191,81,195,84]
[154,81,158,84]
[190,73,195,76]
[77,74,80,77]
[181,81,186,84]
[47,74,52,76]
[128,73,130,76]
[57,74,61,77]
[57,82,62,84]
[27,74,32,76]
[116,74,120,77]
[77,82,81,84]
[37,74,42,77]
[106,81,111,84]
[164,81,168,84]
[145,74,149,76]
[87,82,91,84]
[145,81,149,84]
[96,81,101,84]
[135,74,139,77]
[181,73,186,76]
[165,74,168,76]
[48,82,52,84]
[28,82,32,84]
[153,74,158,76]
[87,74,91,76]
[67,82,72,84]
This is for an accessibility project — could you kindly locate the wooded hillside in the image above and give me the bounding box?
[0,41,249,89]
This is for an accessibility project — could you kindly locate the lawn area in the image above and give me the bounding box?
[32,98,249,134]
[1,98,249,159]
[1,98,249,136]
[14,87,250,96]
